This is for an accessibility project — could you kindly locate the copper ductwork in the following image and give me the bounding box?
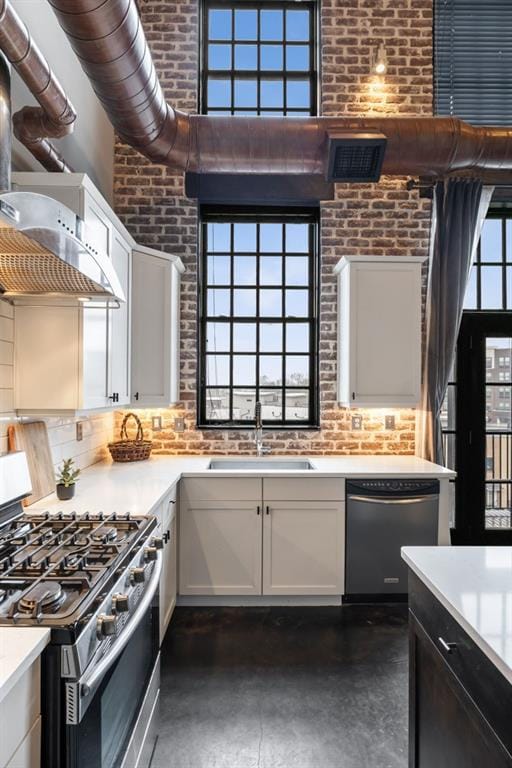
[0,0,75,173]
[48,0,512,189]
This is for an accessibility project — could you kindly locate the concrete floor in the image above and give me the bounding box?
[151,605,409,768]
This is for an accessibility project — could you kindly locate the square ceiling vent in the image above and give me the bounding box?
[326,132,387,183]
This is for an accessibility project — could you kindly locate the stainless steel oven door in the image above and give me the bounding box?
[64,556,161,768]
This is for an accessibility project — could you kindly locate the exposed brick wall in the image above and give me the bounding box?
[114,0,433,455]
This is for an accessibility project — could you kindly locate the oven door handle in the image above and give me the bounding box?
[80,553,162,698]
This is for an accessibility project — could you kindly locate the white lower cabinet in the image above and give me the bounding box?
[5,717,41,768]
[0,659,41,768]
[263,501,344,595]
[179,478,345,597]
[159,489,178,643]
[180,501,263,595]
[160,517,177,642]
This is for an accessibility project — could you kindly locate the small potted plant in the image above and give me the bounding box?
[56,458,80,501]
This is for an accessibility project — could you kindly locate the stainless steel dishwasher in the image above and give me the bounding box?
[345,479,440,597]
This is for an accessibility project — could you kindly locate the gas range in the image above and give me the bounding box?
[0,452,162,768]
[0,509,161,672]
[0,510,159,628]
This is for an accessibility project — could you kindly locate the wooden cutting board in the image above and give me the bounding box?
[8,421,55,506]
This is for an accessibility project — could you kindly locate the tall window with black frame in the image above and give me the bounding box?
[198,210,319,428]
[201,0,317,116]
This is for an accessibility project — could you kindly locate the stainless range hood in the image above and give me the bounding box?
[0,191,125,302]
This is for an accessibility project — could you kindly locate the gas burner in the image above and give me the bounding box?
[18,581,65,615]
[91,526,117,544]
[61,553,87,571]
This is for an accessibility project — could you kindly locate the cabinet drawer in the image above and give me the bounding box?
[263,478,344,502]
[0,660,40,766]
[5,716,41,768]
[409,571,512,756]
[181,478,262,504]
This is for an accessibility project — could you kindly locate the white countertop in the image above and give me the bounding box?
[402,546,512,685]
[0,627,50,704]
[29,454,454,516]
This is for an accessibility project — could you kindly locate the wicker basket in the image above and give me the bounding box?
[108,412,152,463]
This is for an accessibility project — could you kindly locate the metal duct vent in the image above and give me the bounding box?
[326,132,387,183]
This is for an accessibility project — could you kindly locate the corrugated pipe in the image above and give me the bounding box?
[0,0,75,173]
[49,0,512,180]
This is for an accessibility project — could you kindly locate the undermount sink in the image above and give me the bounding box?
[208,459,315,471]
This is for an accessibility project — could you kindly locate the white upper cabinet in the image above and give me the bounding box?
[109,231,131,406]
[11,173,134,413]
[335,255,424,408]
[131,245,184,407]
[15,300,110,413]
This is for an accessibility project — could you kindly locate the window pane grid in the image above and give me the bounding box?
[202,1,316,116]
[465,215,512,310]
[200,212,318,426]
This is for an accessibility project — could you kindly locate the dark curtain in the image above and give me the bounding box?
[418,178,492,464]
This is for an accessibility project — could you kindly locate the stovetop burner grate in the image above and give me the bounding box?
[0,511,152,624]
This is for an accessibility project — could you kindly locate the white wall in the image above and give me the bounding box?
[0,298,114,473]
[9,0,114,203]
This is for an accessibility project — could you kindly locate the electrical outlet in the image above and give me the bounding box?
[76,421,83,442]
[385,415,396,430]
[152,416,163,431]
[351,415,363,430]
[174,417,185,433]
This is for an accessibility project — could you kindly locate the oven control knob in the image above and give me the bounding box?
[144,546,158,562]
[152,536,164,550]
[112,593,130,613]
[130,567,145,585]
[96,614,117,639]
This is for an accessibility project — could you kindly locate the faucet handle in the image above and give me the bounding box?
[254,400,262,429]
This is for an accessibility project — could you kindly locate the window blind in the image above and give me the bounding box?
[435,0,512,125]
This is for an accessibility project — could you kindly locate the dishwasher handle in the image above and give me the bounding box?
[348,494,439,505]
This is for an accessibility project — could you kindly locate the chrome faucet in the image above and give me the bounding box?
[254,401,270,456]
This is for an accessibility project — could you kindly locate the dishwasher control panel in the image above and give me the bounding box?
[346,479,440,497]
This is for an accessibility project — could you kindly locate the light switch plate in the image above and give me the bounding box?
[174,418,185,433]
[152,416,162,431]
[76,422,83,442]
[385,415,396,430]
[351,415,363,430]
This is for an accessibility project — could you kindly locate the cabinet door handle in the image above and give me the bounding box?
[134,392,139,401]
[256,506,260,515]
[438,637,457,654]
[266,506,270,515]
